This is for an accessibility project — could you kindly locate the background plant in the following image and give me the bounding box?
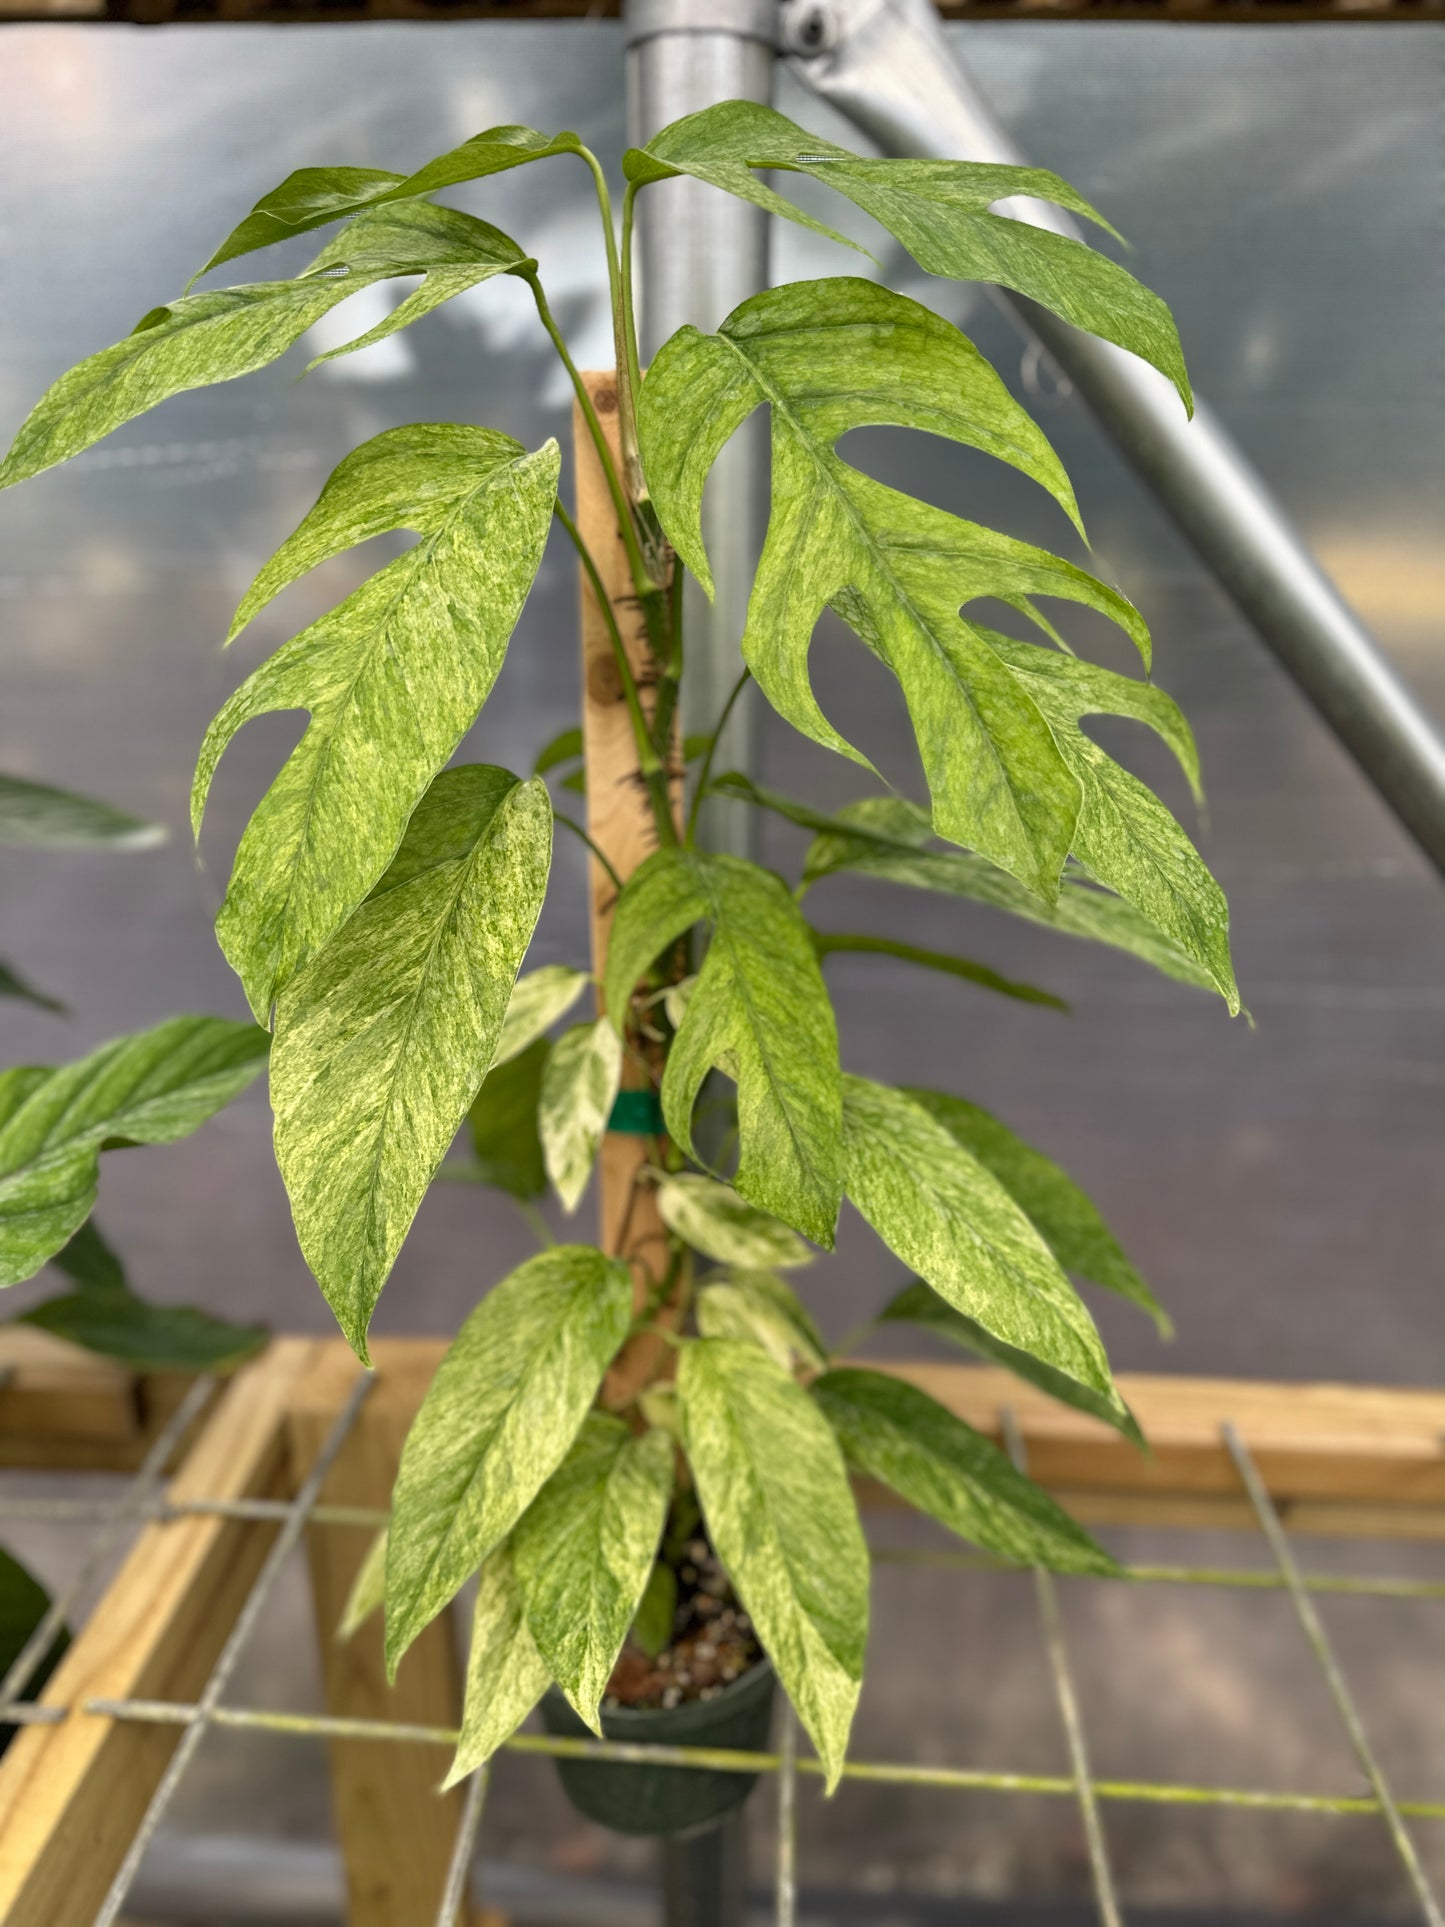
[0,101,1238,1787]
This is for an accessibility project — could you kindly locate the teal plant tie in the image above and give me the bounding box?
[607,1089,665,1135]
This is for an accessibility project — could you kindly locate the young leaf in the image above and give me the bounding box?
[494,965,590,1067]
[194,438,559,1021]
[20,1293,266,1373]
[539,1020,622,1213]
[384,1245,632,1675]
[443,1541,553,1788]
[513,1415,673,1733]
[900,1089,1165,1331]
[678,1338,869,1790]
[532,726,584,779]
[877,1279,1142,1444]
[271,767,552,1358]
[192,126,584,284]
[811,931,1066,1011]
[49,1219,127,1295]
[605,851,842,1248]
[0,960,64,1016]
[696,1273,827,1372]
[813,1367,1114,1574]
[0,774,162,851]
[631,101,1190,411]
[0,1016,268,1288]
[640,277,1161,898]
[841,1077,1126,1429]
[338,1527,389,1641]
[465,1039,549,1200]
[633,1560,678,1660]
[657,1175,811,1272]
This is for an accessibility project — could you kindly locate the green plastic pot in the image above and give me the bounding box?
[539,1658,776,1837]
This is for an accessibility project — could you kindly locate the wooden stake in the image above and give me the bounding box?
[574,374,683,1406]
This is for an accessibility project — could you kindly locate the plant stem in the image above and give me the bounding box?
[554,810,624,893]
[512,1198,555,1250]
[579,149,647,513]
[619,180,646,484]
[686,667,752,846]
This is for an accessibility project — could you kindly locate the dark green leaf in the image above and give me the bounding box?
[0,774,162,851]
[21,1292,266,1373]
[48,1219,127,1296]
[811,931,1066,1010]
[533,727,584,778]
[271,767,552,1358]
[467,1039,550,1201]
[385,1244,633,1675]
[632,1560,678,1661]
[0,1547,67,1746]
[0,960,65,1016]
[814,1367,1114,1574]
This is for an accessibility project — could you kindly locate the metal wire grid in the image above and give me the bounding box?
[1,1383,1443,1927]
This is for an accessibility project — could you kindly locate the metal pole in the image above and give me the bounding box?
[782,0,1445,876]
[625,0,775,858]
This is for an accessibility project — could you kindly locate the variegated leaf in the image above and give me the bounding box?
[658,1175,811,1271]
[539,1020,622,1213]
[443,1541,553,1787]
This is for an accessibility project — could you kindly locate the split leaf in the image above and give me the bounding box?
[605,850,842,1248]
[444,1542,553,1787]
[384,1244,632,1676]
[678,1338,868,1790]
[539,1020,622,1213]
[0,1016,268,1288]
[271,767,552,1358]
[513,1414,673,1733]
[657,1175,811,1272]
[814,1367,1114,1574]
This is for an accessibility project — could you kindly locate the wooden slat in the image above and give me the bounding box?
[288,1344,485,1927]
[0,1329,218,1473]
[0,1338,320,1927]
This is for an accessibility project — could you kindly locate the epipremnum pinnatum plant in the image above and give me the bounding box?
[0,100,1240,1789]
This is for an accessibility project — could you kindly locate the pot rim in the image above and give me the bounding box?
[544,1651,775,1739]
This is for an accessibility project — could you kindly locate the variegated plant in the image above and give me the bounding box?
[0,101,1238,1790]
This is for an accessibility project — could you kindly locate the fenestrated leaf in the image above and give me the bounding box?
[0,960,64,1016]
[813,1367,1114,1574]
[604,850,842,1247]
[0,1016,268,1288]
[841,1077,1127,1429]
[539,1019,622,1213]
[49,1218,127,1295]
[657,1175,811,1272]
[1,202,530,492]
[494,965,590,1066]
[513,1414,673,1733]
[630,101,1190,412]
[0,774,163,851]
[192,125,584,284]
[271,767,552,1358]
[986,635,1238,1011]
[877,1279,1142,1445]
[338,1528,389,1640]
[20,1291,266,1373]
[697,1272,827,1372]
[811,930,1066,1011]
[639,277,1156,898]
[385,1245,633,1676]
[901,1088,1165,1331]
[465,1039,549,1199]
[678,1338,867,1790]
[193,436,559,1021]
[443,1541,553,1788]
[228,423,534,642]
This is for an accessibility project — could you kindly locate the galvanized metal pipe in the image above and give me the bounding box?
[782,0,1445,874]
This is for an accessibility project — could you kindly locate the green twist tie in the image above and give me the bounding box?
[607,1089,665,1136]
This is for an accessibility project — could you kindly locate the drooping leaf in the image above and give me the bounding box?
[985,635,1238,1011]
[465,1039,550,1200]
[630,101,1190,411]
[49,1219,127,1295]
[657,1175,811,1272]
[841,1077,1126,1429]
[193,437,559,1020]
[814,1367,1114,1574]
[192,125,584,284]
[494,965,590,1067]
[678,1337,868,1789]
[632,1560,678,1660]
[1,203,531,492]
[21,1292,266,1373]
[513,1414,673,1733]
[640,277,1164,898]
[877,1279,1142,1444]
[0,1017,268,1288]
[443,1541,553,1788]
[0,774,162,851]
[901,1089,1165,1330]
[0,960,64,1016]
[338,1527,389,1641]
[539,1020,622,1213]
[271,766,552,1358]
[696,1272,827,1372]
[228,423,536,642]
[384,1245,632,1676]
[604,850,842,1247]
[811,931,1066,1011]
